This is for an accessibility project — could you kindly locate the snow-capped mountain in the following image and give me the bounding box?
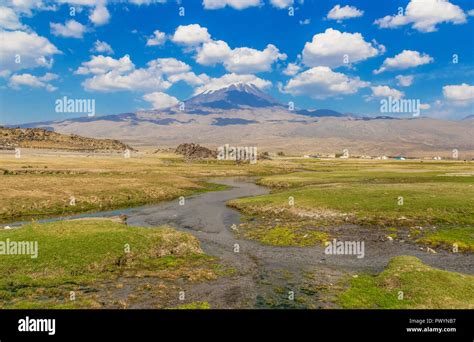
[184,83,283,109]
[11,82,474,157]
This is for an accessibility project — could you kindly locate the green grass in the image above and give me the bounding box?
[418,227,474,252]
[232,178,474,227]
[259,169,474,188]
[0,220,218,308]
[338,256,474,309]
[229,162,474,248]
[240,225,328,247]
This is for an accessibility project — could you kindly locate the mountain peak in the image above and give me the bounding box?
[202,82,260,94]
[185,82,282,109]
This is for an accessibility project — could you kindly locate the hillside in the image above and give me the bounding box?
[0,127,133,152]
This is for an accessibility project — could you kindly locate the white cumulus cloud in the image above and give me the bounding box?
[224,44,287,73]
[203,0,261,10]
[50,19,87,38]
[167,72,210,86]
[147,57,190,75]
[283,63,301,76]
[172,24,211,46]
[92,40,114,54]
[0,30,60,71]
[89,5,110,26]
[370,85,404,100]
[196,39,285,74]
[146,30,166,46]
[302,28,384,68]
[327,5,363,21]
[143,91,179,109]
[0,6,25,30]
[443,83,474,104]
[395,75,414,87]
[196,40,232,65]
[75,55,134,75]
[283,66,369,99]
[270,0,293,9]
[7,0,47,14]
[374,0,467,33]
[77,55,204,92]
[9,72,58,92]
[374,50,433,74]
[82,69,171,92]
[175,24,285,74]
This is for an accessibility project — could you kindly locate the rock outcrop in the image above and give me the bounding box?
[175,143,217,160]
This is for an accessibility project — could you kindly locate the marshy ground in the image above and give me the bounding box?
[0,150,472,309]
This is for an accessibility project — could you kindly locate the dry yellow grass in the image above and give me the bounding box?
[0,149,295,222]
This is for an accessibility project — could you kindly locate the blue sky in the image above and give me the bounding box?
[1,0,473,124]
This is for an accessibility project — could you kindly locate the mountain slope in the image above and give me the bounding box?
[10,83,474,157]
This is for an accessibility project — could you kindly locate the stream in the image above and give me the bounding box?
[4,178,473,308]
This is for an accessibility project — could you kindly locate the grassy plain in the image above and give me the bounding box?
[229,159,474,249]
[0,151,296,223]
[0,220,223,308]
[0,152,472,309]
[1,153,472,251]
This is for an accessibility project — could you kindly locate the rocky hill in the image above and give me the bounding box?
[175,143,217,160]
[0,127,133,152]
